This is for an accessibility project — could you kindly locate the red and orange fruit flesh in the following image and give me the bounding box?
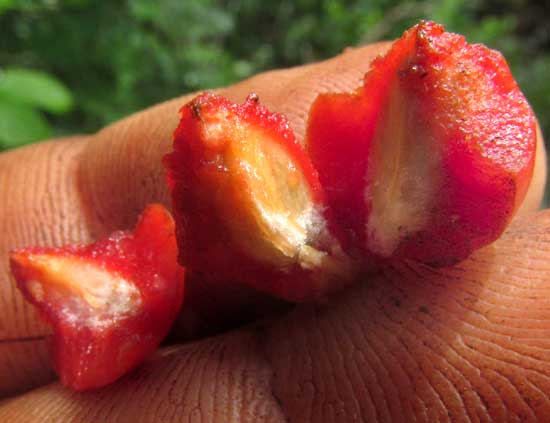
[10,204,185,390]
[307,20,537,265]
[164,92,354,302]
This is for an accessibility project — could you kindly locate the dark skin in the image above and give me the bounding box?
[0,42,548,422]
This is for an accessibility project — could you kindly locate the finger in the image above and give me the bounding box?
[518,125,546,214]
[0,136,88,397]
[2,210,550,421]
[265,210,550,422]
[0,42,392,396]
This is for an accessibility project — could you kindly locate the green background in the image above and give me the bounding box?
[0,0,548,155]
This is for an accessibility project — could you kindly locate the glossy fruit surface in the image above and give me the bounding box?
[10,204,184,390]
[307,21,537,265]
[164,92,353,301]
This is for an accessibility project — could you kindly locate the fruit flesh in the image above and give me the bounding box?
[164,93,353,301]
[307,21,536,265]
[204,114,322,267]
[366,83,441,257]
[11,253,142,326]
[10,204,185,390]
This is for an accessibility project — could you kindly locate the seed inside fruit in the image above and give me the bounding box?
[229,130,318,264]
[198,109,328,269]
[307,21,536,265]
[11,253,141,325]
[166,93,357,301]
[365,84,441,256]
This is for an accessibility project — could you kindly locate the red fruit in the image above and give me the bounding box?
[164,92,354,302]
[307,21,537,265]
[10,204,185,391]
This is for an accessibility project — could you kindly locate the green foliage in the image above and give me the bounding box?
[0,0,548,151]
[0,68,73,149]
[0,101,51,149]
[0,68,73,113]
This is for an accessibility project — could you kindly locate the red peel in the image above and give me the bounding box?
[307,21,537,265]
[164,92,354,302]
[10,204,185,390]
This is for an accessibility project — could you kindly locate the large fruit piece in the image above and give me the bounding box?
[307,20,537,265]
[164,92,353,302]
[10,204,185,390]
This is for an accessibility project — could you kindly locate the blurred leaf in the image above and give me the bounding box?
[0,68,73,114]
[515,56,550,140]
[0,0,15,15]
[0,100,52,149]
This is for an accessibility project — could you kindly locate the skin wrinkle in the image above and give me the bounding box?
[406,304,500,422]
[166,341,211,420]
[381,270,478,392]
[373,297,458,421]
[390,266,550,361]
[352,297,431,421]
[444,336,528,420]
[283,320,314,422]
[487,364,541,421]
[464,336,550,387]
[191,340,213,420]
[308,306,347,422]
[207,341,229,420]
[331,300,384,422]
[454,336,506,422]
[354,329,396,421]
[291,310,323,422]
[376,277,474,421]
[484,368,532,422]
[439,295,550,359]
[386,264,550,420]
[466,255,550,288]
[445,278,550,329]
[247,325,291,423]
[388,296,489,421]
[436,304,548,418]
[412,334,497,421]
[392,274,458,420]
[322,305,370,421]
[340,301,403,421]
[364,290,451,420]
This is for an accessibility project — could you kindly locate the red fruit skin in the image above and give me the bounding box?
[307,21,537,265]
[10,204,185,391]
[164,93,348,302]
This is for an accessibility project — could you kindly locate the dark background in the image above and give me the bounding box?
[0,0,548,160]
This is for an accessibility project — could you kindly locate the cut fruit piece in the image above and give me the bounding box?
[10,204,185,391]
[307,20,537,265]
[164,92,354,301]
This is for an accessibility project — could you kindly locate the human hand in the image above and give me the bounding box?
[0,41,548,421]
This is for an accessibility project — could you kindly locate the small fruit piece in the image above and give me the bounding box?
[164,92,353,301]
[10,204,185,391]
[307,21,537,265]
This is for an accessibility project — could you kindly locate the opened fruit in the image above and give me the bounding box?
[164,92,354,301]
[307,21,537,265]
[9,204,185,390]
